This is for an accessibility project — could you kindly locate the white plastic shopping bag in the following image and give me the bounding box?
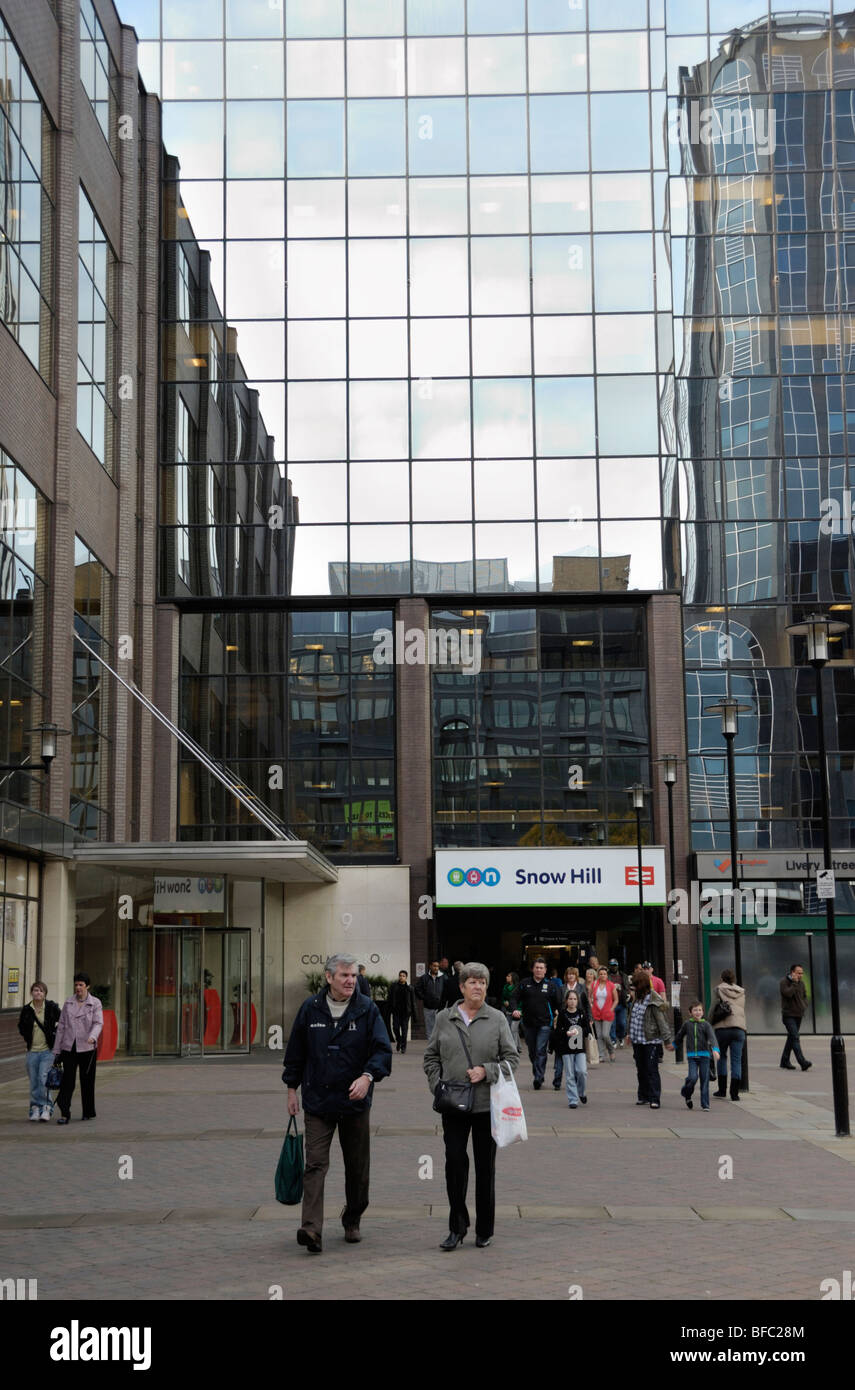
[490,1061,528,1149]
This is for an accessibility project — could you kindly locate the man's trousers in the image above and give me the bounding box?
[302,1109,371,1239]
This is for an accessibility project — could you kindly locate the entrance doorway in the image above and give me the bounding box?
[128,928,252,1056]
[436,906,657,1000]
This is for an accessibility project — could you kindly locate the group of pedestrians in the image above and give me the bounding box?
[17,972,103,1123]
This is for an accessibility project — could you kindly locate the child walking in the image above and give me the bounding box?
[668,1002,720,1111]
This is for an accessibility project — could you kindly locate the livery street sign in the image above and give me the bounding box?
[435,847,667,908]
[693,851,855,881]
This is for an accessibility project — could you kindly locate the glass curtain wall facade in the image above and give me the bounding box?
[128,0,855,974]
[672,5,855,866]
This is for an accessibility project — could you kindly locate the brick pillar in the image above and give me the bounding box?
[46,0,82,824]
[647,593,698,999]
[395,600,433,1025]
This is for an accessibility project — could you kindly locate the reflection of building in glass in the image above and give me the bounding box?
[676,11,855,855]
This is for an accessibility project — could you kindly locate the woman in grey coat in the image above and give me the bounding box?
[424,962,519,1251]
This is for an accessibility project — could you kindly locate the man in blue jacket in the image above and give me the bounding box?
[284,952,392,1254]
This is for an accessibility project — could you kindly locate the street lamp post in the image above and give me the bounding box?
[786,613,850,1137]
[0,723,66,774]
[659,756,684,1061]
[704,699,752,1092]
[627,784,651,963]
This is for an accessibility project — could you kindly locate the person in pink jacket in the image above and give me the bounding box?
[590,967,619,1061]
[53,973,103,1124]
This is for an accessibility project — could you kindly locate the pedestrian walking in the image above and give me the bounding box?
[708,967,748,1100]
[18,981,61,1122]
[550,990,592,1108]
[441,961,464,1009]
[53,973,103,1125]
[356,964,371,997]
[668,1002,720,1111]
[501,971,520,1042]
[780,963,812,1072]
[627,969,673,1110]
[283,953,392,1254]
[642,961,667,996]
[414,960,445,1039]
[607,959,630,1047]
[511,957,563,1089]
[388,969,415,1053]
[423,962,519,1250]
[590,966,619,1062]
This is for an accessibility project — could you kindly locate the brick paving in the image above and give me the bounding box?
[1,1038,854,1301]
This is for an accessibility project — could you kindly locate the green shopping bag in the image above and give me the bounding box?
[275,1115,304,1205]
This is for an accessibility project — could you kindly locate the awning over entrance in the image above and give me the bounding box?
[74,840,339,884]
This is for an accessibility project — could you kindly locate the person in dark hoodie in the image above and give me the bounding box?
[550,989,593,1108]
[668,1001,720,1111]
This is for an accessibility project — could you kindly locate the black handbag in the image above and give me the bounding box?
[432,1022,476,1114]
[710,996,732,1025]
[274,1115,305,1205]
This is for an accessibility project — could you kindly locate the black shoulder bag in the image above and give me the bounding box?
[433,1021,476,1114]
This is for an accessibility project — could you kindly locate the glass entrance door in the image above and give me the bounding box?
[202,930,252,1052]
[128,928,251,1055]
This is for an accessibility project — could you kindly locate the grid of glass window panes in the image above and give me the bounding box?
[667,2,855,854]
[0,455,49,813]
[79,0,120,154]
[432,604,651,847]
[0,857,40,1010]
[178,609,395,854]
[77,189,117,472]
[72,538,113,838]
[135,0,672,598]
[0,15,54,380]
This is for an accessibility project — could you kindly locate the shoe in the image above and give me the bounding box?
[609,1053,616,1063]
[568,1103,578,1109]
[685,1097,693,1109]
[729,1079,740,1101]
[618,1040,626,1048]
[296,1228,322,1254]
[714,1078,728,1097]
[29,1106,40,1122]
[636,1099,647,1106]
[533,1080,542,1090]
[780,1062,796,1071]
[649,1102,660,1109]
[800,1061,812,1071]
[57,1116,70,1125]
[439,1232,465,1251]
[344,1227,361,1243]
[475,1235,492,1248]
[39,1107,51,1122]
[580,1096,587,1104]
[553,1080,561,1090]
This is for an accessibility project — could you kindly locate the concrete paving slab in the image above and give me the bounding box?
[782,1208,855,1221]
[0,1213,85,1228]
[162,1207,259,1223]
[667,1128,737,1139]
[611,1128,677,1138]
[74,1210,172,1226]
[519,1206,609,1219]
[605,1205,699,1220]
[695,1207,792,1221]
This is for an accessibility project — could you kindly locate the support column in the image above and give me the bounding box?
[647,593,697,998]
[395,599,433,1021]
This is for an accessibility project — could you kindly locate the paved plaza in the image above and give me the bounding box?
[1,1036,854,1302]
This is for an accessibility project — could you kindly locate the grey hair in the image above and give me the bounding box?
[325,953,358,975]
[459,961,490,986]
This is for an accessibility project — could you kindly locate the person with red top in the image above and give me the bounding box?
[642,961,667,997]
[590,967,619,1062]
